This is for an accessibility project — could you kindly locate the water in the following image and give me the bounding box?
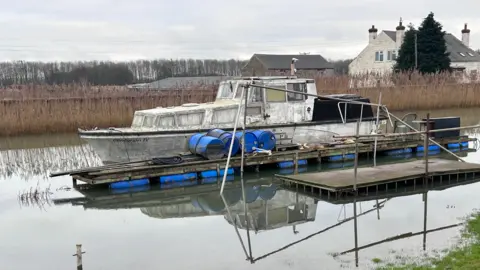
[1,108,480,270]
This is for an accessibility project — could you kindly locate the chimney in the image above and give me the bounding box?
[462,23,470,47]
[396,18,406,49]
[369,25,378,43]
[291,58,298,76]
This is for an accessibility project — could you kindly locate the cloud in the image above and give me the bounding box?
[0,0,478,61]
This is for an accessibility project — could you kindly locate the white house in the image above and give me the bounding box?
[348,20,480,76]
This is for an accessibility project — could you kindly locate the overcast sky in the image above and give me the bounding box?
[1,0,479,62]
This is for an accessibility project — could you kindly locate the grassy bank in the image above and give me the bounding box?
[2,73,480,136]
[375,212,480,269]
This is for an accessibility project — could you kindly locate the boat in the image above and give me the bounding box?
[79,76,387,164]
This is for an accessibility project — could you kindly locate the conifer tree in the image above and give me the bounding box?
[394,12,451,74]
[394,24,417,72]
[417,12,451,73]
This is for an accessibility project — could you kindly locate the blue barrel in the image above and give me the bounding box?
[235,131,258,153]
[242,186,260,203]
[259,185,277,200]
[199,168,234,178]
[188,133,225,160]
[160,172,197,184]
[109,178,150,189]
[252,130,276,150]
[206,129,240,156]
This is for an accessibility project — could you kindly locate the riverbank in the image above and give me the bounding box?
[2,74,480,136]
[375,211,480,269]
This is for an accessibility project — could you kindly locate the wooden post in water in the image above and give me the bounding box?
[353,119,360,191]
[424,113,430,186]
[294,152,299,174]
[73,244,85,270]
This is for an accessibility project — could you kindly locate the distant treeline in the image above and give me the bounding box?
[0,58,352,86]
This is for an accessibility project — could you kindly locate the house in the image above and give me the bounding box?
[241,53,334,77]
[348,20,480,75]
[127,76,231,90]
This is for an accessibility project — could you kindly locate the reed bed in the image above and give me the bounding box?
[0,87,217,136]
[2,72,480,136]
[316,72,480,111]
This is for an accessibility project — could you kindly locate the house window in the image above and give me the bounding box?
[286,83,307,101]
[459,52,466,57]
[468,52,475,57]
[387,50,397,61]
[375,51,384,61]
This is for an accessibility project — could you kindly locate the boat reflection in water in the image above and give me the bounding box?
[66,178,318,233]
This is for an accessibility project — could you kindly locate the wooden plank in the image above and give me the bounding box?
[276,159,480,191]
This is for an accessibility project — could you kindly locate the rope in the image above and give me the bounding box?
[151,156,184,165]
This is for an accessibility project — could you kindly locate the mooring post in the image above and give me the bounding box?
[353,119,360,191]
[294,152,299,174]
[424,113,430,186]
[423,192,428,251]
[373,91,382,167]
[73,244,85,270]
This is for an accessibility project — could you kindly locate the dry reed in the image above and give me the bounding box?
[17,183,53,210]
[2,72,480,136]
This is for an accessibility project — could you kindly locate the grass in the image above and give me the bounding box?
[1,72,480,136]
[375,211,480,269]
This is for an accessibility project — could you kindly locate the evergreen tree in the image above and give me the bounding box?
[416,12,451,73]
[394,24,417,72]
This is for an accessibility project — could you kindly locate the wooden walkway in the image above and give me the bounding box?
[276,159,480,198]
[50,135,476,186]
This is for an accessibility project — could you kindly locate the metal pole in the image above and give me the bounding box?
[424,113,430,184]
[373,91,382,167]
[241,87,249,178]
[415,32,418,70]
[423,192,428,251]
[353,199,359,267]
[334,124,480,139]
[220,84,246,195]
[354,119,360,191]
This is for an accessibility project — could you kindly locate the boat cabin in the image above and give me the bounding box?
[130,76,376,130]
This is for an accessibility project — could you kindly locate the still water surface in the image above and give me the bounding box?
[1,108,480,270]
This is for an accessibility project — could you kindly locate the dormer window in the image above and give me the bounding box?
[468,52,475,57]
[459,52,466,57]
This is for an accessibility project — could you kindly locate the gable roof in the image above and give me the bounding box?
[253,53,334,69]
[382,30,480,62]
[383,30,397,41]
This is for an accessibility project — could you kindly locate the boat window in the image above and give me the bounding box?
[250,86,264,102]
[155,115,175,127]
[142,115,155,127]
[235,85,244,99]
[131,114,144,128]
[216,82,235,99]
[287,83,307,101]
[266,84,286,102]
[177,111,205,126]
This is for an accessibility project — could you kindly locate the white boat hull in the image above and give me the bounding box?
[80,121,377,164]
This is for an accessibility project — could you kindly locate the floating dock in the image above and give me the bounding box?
[277,158,480,200]
[50,135,477,188]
